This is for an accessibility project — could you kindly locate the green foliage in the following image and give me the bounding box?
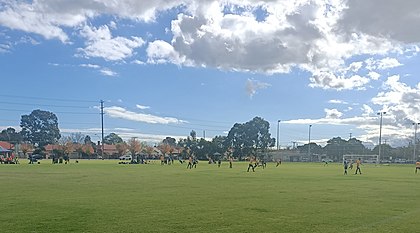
[20,109,61,147]
[0,127,23,143]
[103,133,123,145]
[225,116,274,160]
[162,137,177,147]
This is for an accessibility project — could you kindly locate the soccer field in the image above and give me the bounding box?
[1,160,420,233]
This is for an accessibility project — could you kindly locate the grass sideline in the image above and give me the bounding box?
[1,160,420,233]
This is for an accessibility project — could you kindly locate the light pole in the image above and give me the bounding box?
[377,111,386,163]
[413,122,420,162]
[308,125,312,158]
[277,120,281,150]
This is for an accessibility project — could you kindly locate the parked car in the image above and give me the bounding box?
[30,154,44,160]
[119,155,132,160]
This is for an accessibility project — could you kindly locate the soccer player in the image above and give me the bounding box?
[193,157,198,168]
[187,156,193,169]
[416,160,420,174]
[229,156,233,168]
[343,160,348,175]
[276,159,282,167]
[247,156,256,172]
[217,158,221,167]
[349,160,354,170]
[160,155,165,165]
[260,159,266,169]
[355,158,362,175]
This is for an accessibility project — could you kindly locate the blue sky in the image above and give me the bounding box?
[0,0,420,148]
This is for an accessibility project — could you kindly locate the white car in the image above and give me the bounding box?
[119,155,132,160]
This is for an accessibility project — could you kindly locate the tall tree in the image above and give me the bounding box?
[20,109,61,146]
[103,133,123,145]
[162,137,177,147]
[225,116,275,160]
[190,130,197,141]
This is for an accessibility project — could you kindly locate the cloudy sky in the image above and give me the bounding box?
[0,0,420,148]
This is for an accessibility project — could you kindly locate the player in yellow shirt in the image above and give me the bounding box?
[247,156,256,172]
[415,160,420,174]
[354,158,362,175]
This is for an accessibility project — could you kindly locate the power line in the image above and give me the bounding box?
[0,101,93,109]
[0,94,97,103]
[0,108,98,115]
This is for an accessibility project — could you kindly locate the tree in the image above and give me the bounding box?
[20,109,61,147]
[115,142,128,156]
[103,133,123,145]
[162,137,177,147]
[190,130,197,141]
[81,144,94,159]
[84,135,92,145]
[127,138,142,160]
[158,144,172,156]
[144,146,155,158]
[323,137,347,161]
[20,143,33,158]
[70,132,85,144]
[58,136,73,159]
[0,127,22,144]
[225,117,275,160]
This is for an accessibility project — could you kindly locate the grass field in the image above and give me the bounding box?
[1,160,420,233]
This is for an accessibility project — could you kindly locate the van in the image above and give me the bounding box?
[119,155,132,160]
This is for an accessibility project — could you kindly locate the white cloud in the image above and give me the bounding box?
[328,99,348,104]
[146,40,184,65]
[325,108,343,119]
[361,104,374,117]
[368,71,381,80]
[0,0,419,92]
[132,59,145,65]
[80,63,100,69]
[0,43,11,53]
[78,24,145,61]
[104,106,186,124]
[136,104,150,110]
[100,68,118,76]
[246,79,271,98]
[372,75,420,123]
[309,71,370,91]
[365,57,402,71]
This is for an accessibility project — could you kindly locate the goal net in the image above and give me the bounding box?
[343,154,379,164]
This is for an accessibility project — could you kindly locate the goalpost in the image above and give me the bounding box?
[343,154,379,164]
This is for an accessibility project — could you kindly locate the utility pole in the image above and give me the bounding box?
[349,133,352,140]
[377,111,386,163]
[203,130,206,140]
[100,100,104,159]
[308,125,312,158]
[413,123,420,162]
[277,120,281,150]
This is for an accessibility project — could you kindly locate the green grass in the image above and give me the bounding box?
[1,160,420,233]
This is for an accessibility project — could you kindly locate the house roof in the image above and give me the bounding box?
[0,141,14,150]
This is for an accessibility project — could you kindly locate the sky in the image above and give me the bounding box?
[0,0,420,148]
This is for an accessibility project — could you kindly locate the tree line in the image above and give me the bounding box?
[0,109,418,161]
